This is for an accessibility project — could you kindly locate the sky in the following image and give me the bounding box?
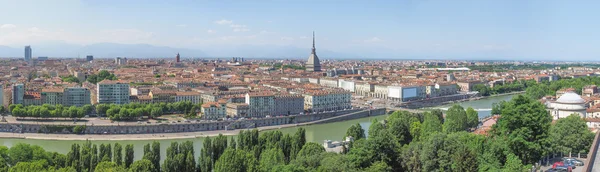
[1,0,600,60]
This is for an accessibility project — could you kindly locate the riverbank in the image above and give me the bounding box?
[0,108,387,141]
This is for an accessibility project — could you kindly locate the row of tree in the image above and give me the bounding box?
[526,76,600,99]
[96,101,201,120]
[0,95,594,171]
[8,104,93,119]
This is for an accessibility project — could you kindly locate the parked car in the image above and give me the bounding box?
[562,160,577,169]
[562,158,584,166]
[552,162,564,169]
[547,165,572,172]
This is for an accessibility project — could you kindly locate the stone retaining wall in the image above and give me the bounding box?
[0,108,387,135]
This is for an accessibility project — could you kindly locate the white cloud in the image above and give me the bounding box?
[267,21,273,23]
[214,19,233,25]
[364,37,382,43]
[233,28,250,32]
[176,24,187,27]
[0,24,16,29]
[229,24,246,28]
[220,36,237,41]
[280,37,295,41]
[299,36,308,39]
[260,30,269,34]
[207,29,216,34]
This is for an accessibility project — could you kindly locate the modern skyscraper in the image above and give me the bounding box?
[86,55,94,61]
[12,84,24,105]
[306,32,321,72]
[24,46,32,61]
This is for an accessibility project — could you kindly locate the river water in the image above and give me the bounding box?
[0,94,518,161]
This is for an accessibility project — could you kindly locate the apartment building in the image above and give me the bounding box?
[23,92,42,106]
[304,90,351,112]
[63,87,91,107]
[97,80,130,104]
[201,102,226,120]
[149,90,175,103]
[226,103,249,118]
[274,94,304,115]
[41,88,64,105]
[245,92,275,118]
[175,92,202,104]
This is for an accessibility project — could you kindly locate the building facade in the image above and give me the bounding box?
[12,84,24,104]
[245,92,275,118]
[274,94,304,115]
[97,81,130,104]
[304,90,351,112]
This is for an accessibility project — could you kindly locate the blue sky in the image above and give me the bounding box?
[1,0,600,60]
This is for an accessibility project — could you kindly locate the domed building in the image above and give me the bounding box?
[546,91,587,120]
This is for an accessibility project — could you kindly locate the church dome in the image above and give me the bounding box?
[556,92,585,104]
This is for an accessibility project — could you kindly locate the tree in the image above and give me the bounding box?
[113,143,123,166]
[150,141,160,172]
[198,137,213,172]
[94,161,126,172]
[502,153,526,172]
[365,161,392,172]
[213,149,257,172]
[9,160,48,172]
[259,148,285,172]
[345,123,365,141]
[421,112,443,139]
[387,111,419,145]
[466,107,479,129]
[124,144,134,168]
[443,105,467,133]
[129,159,155,172]
[367,119,384,138]
[550,114,594,154]
[490,95,552,165]
[290,128,306,160]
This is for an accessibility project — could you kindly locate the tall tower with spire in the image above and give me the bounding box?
[176,52,180,62]
[306,31,321,72]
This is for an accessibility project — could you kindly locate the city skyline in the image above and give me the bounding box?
[2,0,600,60]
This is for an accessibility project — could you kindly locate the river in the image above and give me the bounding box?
[428,93,519,119]
[0,94,518,161]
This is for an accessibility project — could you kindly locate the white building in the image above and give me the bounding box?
[319,78,339,88]
[546,92,587,120]
[304,90,351,112]
[201,102,226,120]
[388,85,426,102]
[245,92,275,118]
[338,79,356,92]
[97,80,130,104]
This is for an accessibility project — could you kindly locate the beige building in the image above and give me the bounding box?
[175,91,202,104]
[226,103,249,118]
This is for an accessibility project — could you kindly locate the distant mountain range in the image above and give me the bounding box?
[0,42,359,59]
